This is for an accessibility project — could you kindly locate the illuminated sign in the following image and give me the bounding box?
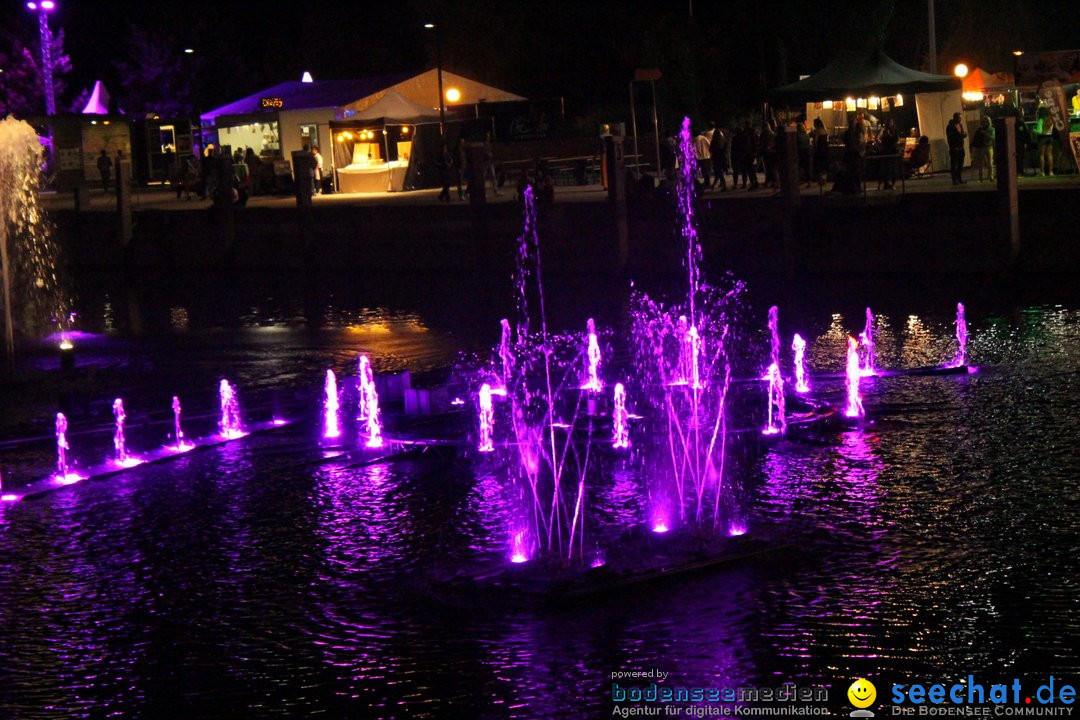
[260,97,284,109]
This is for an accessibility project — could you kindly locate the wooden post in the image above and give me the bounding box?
[116,157,133,245]
[604,132,629,267]
[994,117,1020,264]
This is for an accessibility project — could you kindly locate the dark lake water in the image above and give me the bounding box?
[1,276,1078,718]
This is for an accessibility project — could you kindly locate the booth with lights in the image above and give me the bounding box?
[329,90,440,193]
[772,49,962,172]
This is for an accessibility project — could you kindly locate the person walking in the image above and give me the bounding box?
[437,142,452,203]
[946,112,967,185]
[694,126,712,189]
[312,147,324,195]
[97,149,111,192]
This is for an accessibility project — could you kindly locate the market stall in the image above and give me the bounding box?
[329,91,439,193]
[772,49,962,171]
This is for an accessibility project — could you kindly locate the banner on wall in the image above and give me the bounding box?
[1038,80,1079,170]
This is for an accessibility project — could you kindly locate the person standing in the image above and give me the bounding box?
[97,149,111,192]
[312,147,324,195]
[1034,107,1055,176]
[812,118,830,185]
[877,118,899,189]
[694,126,712,189]
[946,112,967,185]
[709,122,729,190]
[795,115,811,186]
[970,116,995,182]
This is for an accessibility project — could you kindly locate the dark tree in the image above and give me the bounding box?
[0,29,72,117]
[114,24,199,117]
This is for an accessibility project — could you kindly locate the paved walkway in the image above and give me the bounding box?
[39,171,1078,213]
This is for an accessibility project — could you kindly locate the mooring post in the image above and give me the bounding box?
[994,117,1020,265]
[779,125,800,280]
[604,131,629,268]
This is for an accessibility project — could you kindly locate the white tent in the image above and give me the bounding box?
[915,89,965,171]
[353,90,439,123]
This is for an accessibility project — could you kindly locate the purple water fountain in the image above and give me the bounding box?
[844,337,866,418]
[792,334,810,393]
[612,382,629,449]
[323,369,341,439]
[478,383,495,452]
[859,307,876,377]
[218,380,244,439]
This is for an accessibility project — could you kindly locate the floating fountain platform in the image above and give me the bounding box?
[433,522,806,606]
[1,418,293,505]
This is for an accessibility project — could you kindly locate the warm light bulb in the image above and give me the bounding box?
[954,63,969,78]
[445,87,461,103]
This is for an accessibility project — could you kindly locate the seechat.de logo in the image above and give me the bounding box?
[848,678,877,717]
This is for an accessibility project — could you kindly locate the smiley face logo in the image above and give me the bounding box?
[847,678,876,708]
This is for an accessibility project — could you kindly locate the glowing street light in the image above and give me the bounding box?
[953,63,969,78]
[26,0,57,115]
[183,47,194,54]
[445,87,461,102]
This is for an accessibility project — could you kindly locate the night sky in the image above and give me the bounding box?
[2,0,1079,121]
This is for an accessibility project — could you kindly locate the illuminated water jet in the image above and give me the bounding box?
[792,333,810,393]
[357,355,383,448]
[844,337,865,418]
[478,383,495,452]
[323,369,341,439]
[218,379,244,439]
[612,382,630,449]
[762,362,786,435]
[581,318,603,391]
[859,307,876,377]
[950,302,967,368]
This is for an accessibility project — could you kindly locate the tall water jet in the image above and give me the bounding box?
[357,355,383,448]
[478,383,495,452]
[323,369,341,439]
[612,382,629,449]
[765,305,781,377]
[0,117,68,368]
[792,333,810,393]
[218,379,243,438]
[761,362,787,435]
[688,324,702,389]
[581,318,603,391]
[859,307,876,377]
[844,337,866,418]
[171,396,192,451]
[112,398,128,464]
[951,302,968,368]
[55,412,71,479]
[498,318,514,389]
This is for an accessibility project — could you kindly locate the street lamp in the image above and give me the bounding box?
[954,63,969,78]
[424,22,446,136]
[26,0,57,115]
